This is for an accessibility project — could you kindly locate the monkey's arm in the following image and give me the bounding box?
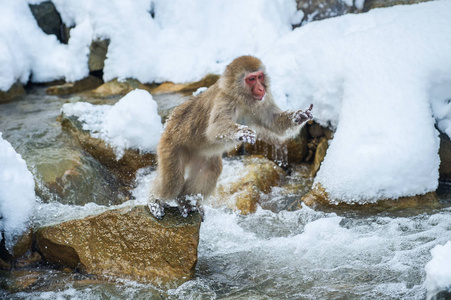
[268,104,313,137]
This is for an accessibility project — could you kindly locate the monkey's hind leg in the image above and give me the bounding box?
[148,194,165,220]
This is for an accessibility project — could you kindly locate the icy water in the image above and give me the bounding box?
[1,87,451,299]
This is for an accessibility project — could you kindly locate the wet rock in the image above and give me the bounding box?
[36,205,201,287]
[0,229,33,262]
[151,74,219,95]
[14,252,42,269]
[0,259,11,270]
[311,137,329,176]
[0,82,26,103]
[439,132,451,182]
[212,156,286,214]
[0,270,43,292]
[299,184,440,213]
[46,76,103,95]
[89,39,109,73]
[61,114,156,187]
[29,1,68,43]
[244,125,309,165]
[91,78,154,97]
[363,0,433,12]
[295,0,360,26]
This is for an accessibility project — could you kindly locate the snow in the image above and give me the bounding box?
[263,0,451,202]
[0,133,36,254]
[425,241,451,299]
[62,89,163,159]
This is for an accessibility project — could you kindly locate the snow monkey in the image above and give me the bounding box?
[148,55,313,219]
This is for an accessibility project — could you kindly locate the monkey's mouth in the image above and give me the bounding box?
[254,95,265,101]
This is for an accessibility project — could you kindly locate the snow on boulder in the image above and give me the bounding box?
[62,89,163,159]
[263,0,451,203]
[0,133,36,254]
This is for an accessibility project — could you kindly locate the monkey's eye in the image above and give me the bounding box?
[258,74,264,80]
[248,77,256,81]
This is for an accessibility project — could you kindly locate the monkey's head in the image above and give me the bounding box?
[219,55,270,103]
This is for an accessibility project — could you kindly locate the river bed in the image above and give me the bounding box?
[1,87,451,299]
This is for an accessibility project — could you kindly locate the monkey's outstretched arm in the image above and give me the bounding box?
[270,104,313,136]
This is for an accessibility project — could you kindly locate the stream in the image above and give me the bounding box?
[1,86,451,299]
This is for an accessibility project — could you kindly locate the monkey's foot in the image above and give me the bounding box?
[148,199,165,220]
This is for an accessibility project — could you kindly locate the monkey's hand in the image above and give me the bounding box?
[292,104,313,125]
[236,125,257,145]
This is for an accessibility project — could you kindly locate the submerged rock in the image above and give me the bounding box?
[46,76,103,95]
[0,82,26,102]
[36,205,201,287]
[212,156,286,214]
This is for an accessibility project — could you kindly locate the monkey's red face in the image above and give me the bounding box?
[245,71,266,101]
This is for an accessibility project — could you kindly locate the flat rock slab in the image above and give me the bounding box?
[36,205,201,287]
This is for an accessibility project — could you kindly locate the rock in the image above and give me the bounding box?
[244,125,309,166]
[0,82,26,103]
[307,122,324,138]
[439,132,451,182]
[311,137,329,176]
[212,156,286,214]
[29,1,68,43]
[0,259,11,270]
[36,205,201,287]
[299,184,440,213]
[363,0,433,12]
[151,74,219,95]
[91,78,154,97]
[14,252,42,269]
[0,270,45,292]
[46,76,103,95]
[61,114,156,187]
[295,0,360,26]
[0,229,33,262]
[89,39,109,73]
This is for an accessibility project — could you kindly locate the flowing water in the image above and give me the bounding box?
[1,86,451,299]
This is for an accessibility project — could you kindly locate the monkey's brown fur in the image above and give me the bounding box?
[149,55,312,219]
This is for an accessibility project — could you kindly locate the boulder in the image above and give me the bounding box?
[311,136,329,176]
[89,39,109,73]
[36,205,201,287]
[151,74,219,95]
[0,82,26,103]
[363,0,433,12]
[46,76,103,95]
[244,125,309,166]
[212,156,286,214]
[299,184,440,213]
[61,114,156,187]
[439,132,451,182]
[0,229,33,263]
[91,78,154,97]
[29,1,68,43]
[294,0,360,26]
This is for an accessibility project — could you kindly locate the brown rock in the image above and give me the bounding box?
[244,125,309,165]
[0,270,42,292]
[311,137,329,176]
[439,132,451,182]
[91,78,154,97]
[212,156,286,214]
[46,76,103,95]
[36,205,201,287]
[151,74,219,95]
[89,39,109,72]
[307,122,324,138]
[61,114,156,186]
[0,82,26,102]
[299,184,440,213]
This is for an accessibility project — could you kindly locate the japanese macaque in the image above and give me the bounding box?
[148,55,313,219]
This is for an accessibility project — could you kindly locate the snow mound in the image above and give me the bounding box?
[62,89,163,158]
[263,1,451,203]
[0,133,36,254]
[425,241,451,299]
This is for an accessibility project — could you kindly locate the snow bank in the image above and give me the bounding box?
[62,89,163,158]
[0,0,296,91]
[0,0,91,91]
[0,133,36,254]
[263,1,451,202]
[425,241,451,299]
